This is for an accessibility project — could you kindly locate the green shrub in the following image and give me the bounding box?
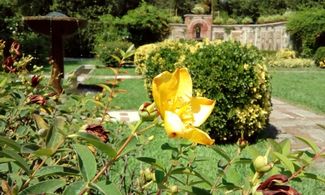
[191,3,209,14]
[287,8,325,57]
[268,58,314,68]
[314,47,325,68]
[257,14,286,24]
[134,43,157,75]
[213,17,224,25]
[241,16,253,24]
[169,16,183,23]
[225,18,237,25]
[95,40,133,67]
[142,40,271,142]
[119,2,170,46]
[18,32,49,66]
[275,48,296,59]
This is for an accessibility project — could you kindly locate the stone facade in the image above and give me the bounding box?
[169,14,291,50]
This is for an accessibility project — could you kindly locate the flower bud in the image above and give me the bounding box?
[138,102,158,121]
[169,185,178,194]
[253,156,267,171]
[253,156,272,173]
[31,75,42,87]
[28,94,47,105]
[85,124,109,143]
[237,137,248,149]
[143,168,153,182]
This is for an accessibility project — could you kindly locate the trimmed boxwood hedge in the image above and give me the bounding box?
[136,40,271,142]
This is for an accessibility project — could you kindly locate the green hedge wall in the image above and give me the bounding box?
[137,40,272,142]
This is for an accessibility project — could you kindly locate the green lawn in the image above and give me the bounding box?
[270,67,325,114]
[42,58,101,73]
[83,78,149,110]
[90,66,138,76]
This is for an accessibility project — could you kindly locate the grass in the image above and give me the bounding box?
[90,66,138,76]
[270,67,325,114]
[83,78,149,110]
[42,58,102,73]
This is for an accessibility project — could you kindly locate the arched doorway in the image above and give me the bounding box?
[194,24,201,39]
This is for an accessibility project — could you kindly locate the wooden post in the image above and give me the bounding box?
[50,28,64,94]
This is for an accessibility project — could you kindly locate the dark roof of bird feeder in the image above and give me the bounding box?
[23,12,87,37]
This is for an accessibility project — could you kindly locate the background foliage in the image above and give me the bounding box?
[286,8,325,57]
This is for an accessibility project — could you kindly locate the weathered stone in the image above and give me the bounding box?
[169,17,291,50]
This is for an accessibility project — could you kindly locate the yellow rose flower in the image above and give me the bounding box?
[152,68,215,145]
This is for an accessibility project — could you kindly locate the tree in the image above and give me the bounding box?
[119,2,171,46]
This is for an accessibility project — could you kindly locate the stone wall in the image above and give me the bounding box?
[169,15,291,50]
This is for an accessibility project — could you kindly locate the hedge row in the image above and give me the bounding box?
[135,40,272,142]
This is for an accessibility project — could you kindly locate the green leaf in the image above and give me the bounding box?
[224,166,241,187]
[137,157,156,164]
[46,117,65,151]
[35,166,79,178]
[155,170,165,184]
[295,136,320,153]
[279,139,291,156]
[211,145,231,161]
[161,143,178,152]
[33,148,54,157]
[0,135,21,152]
[191,186,211,195]
[233,157,252,164]
[19,179,65,195]
[136,157,164,170]
[273,152,295,173]
[0,157,15,163]
[0,77,8,88]
[245,145,261,160]
[73,144,97,181]
[303,172,325,183]
[111,54,121,63]
[97,84,112,93]
[33,114,49,132]
[20,144,40,154]
[193,170,213,186]
[93,181,123,195]
[63,181,85,195]
[0,149,31,175]
[267,139,282,153]
[85,99,105,108]
[74,132,116,158]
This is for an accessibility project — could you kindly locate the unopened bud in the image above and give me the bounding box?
[144,168,153,182]
[169,185,178,193]
[237,137,248,149]
[253,156,272,173]
[138,102,158,121]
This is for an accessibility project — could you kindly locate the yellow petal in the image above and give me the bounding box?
[182,126,215,145]
[191,97,216,127]
[164,111,185,137]
[152,68,192,118]
[174,68,192,102]
[152,70,173,116]
[164,111,214,145]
